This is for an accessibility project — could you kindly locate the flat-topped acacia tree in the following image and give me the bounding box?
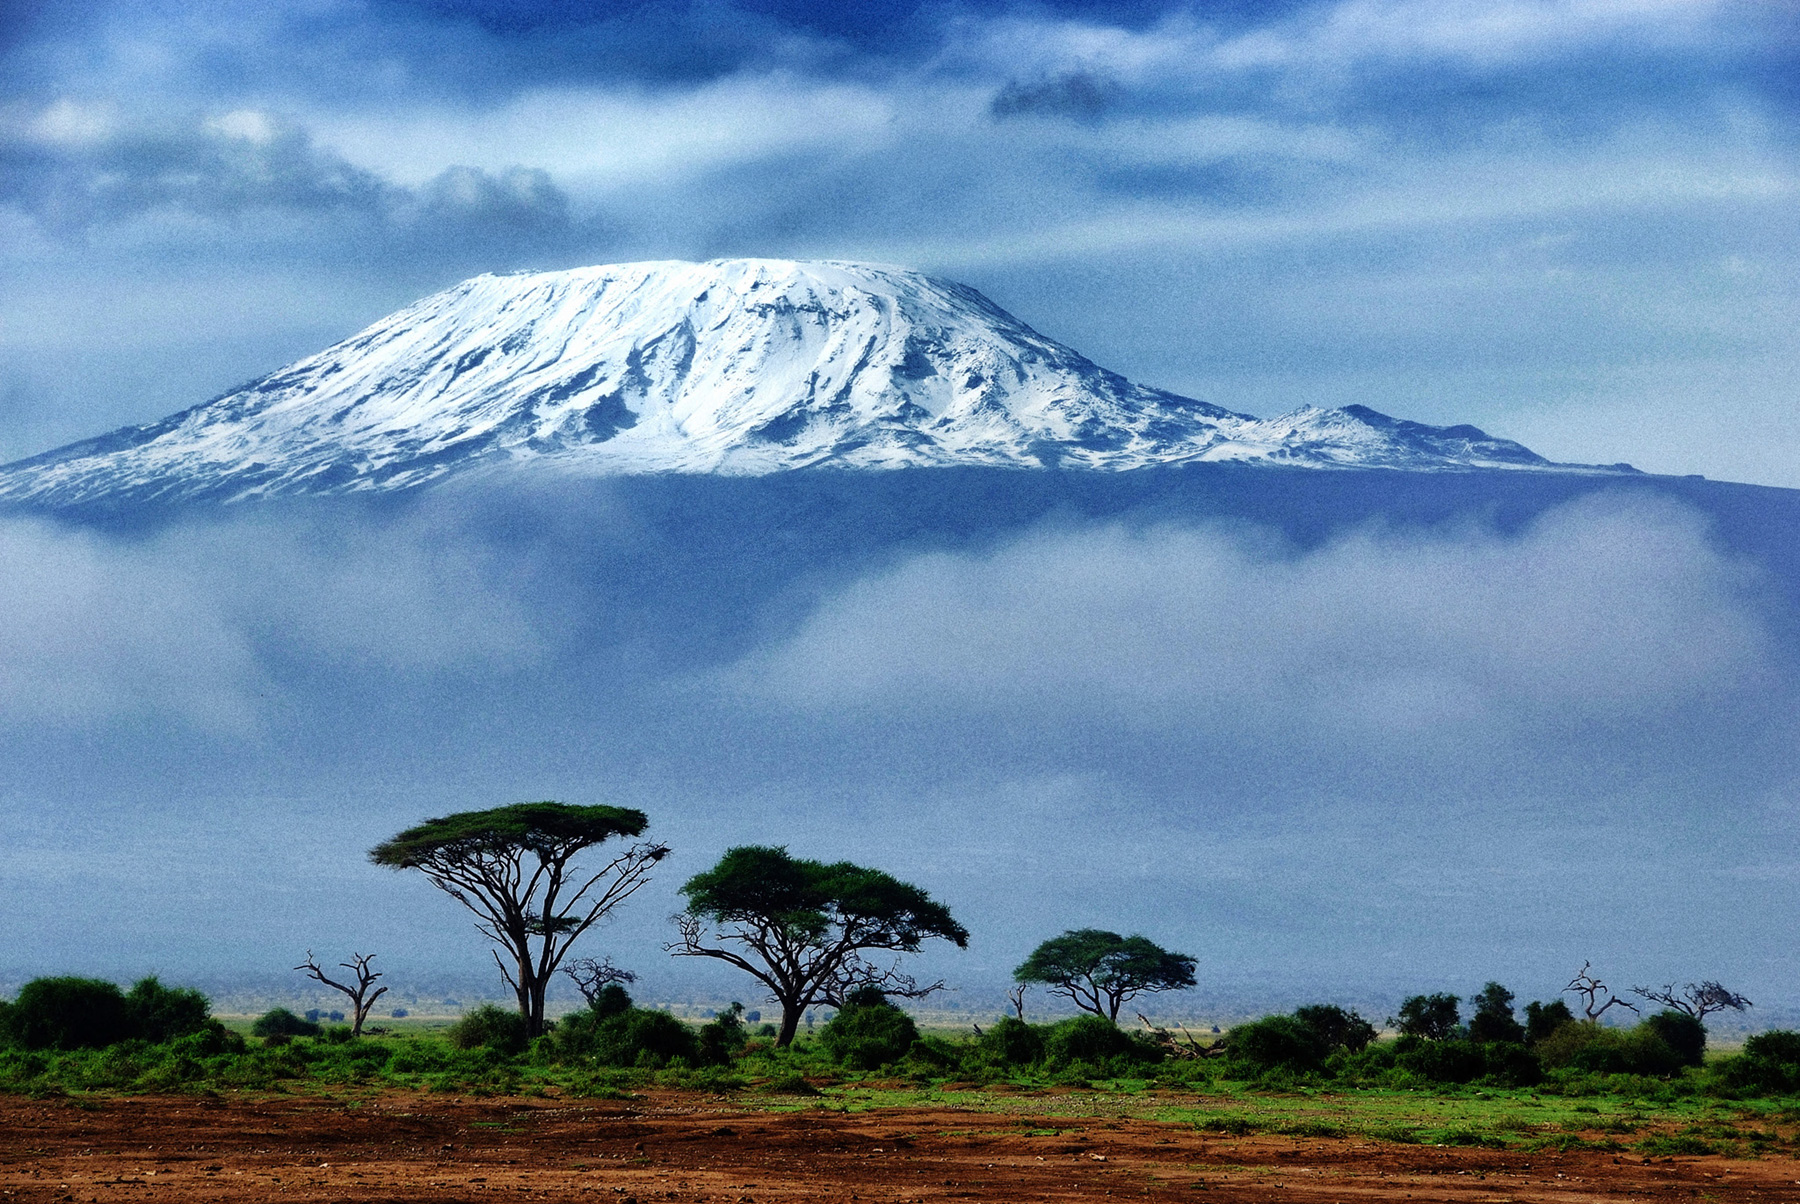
[671,845,969,1047]
[1014,929,1196,1022]
[371,802,668,1037]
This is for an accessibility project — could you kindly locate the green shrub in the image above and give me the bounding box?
[1397,994,1461,1041]
[1226,1015,1330,1075]
[976,1016,1045,1068]
[550,1005,699,1068]
[590,984,632,1019]
[1536,1021,1681,1077]
[447,1005,528,1056]
[1042,1014,1159,1071]
[1395,1038,1485,1083]
[1467,984,1526,1045]
[818,995,920,1071]
[1292,1004,1378,1053]
[169,1022,246,1058]
[123,977,212,1043]
[1477,1041,1544,1087]
[252,1007,323,1043]
[903,1034,962,1073]
[1716,1030,1800,1094]
[1524,1000,1575,1047]
[7,978,131,1050]
[1640,1011,1705,1068]
[697,1003,749,1066]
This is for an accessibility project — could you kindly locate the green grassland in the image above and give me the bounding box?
[4,1022,1798,1159]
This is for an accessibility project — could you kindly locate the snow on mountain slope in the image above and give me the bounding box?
[0,259,1618,507]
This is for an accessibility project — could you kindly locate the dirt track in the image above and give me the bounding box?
[2,1091,1796,1203]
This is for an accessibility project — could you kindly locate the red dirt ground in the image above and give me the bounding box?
[2,1091,1797,1203]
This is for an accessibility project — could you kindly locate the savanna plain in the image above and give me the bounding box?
[5,998,1800,1204]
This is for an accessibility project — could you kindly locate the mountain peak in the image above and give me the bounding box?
[0,258,1623,507]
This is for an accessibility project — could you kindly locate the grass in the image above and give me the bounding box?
[3,1027,1798,1159]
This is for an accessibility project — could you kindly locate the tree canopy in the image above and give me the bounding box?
[1013,929,1196,1022]
[672,845,968,1046]
[371,801,667,1037]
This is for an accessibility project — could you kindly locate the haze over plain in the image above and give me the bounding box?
[0,0,1796,1017]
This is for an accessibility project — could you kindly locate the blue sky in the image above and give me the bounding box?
[2,0,1796,482]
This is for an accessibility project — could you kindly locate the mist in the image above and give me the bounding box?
[1,468,1795,1016]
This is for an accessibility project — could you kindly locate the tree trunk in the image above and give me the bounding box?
[776,1000,804,1047]
[523,970,551,1039]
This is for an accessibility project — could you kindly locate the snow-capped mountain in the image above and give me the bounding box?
[0,259,1616,507]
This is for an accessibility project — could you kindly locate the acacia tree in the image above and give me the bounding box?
[670,845,969,1047]
[1013,929,1196,1022]
[1631,980,1753,1021]
[295,951,387,1036]
[370,802,668,1037]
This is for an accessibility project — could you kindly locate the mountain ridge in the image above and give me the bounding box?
[0,258,1632,508]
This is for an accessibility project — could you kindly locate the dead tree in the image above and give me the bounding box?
[1631,980,1753,1020]
[295,951,388,1036]
[560,956,637,1007]
[1564,960,1638,1021]
[1006,983,1028,1021]
[1136,1011,1209,1059]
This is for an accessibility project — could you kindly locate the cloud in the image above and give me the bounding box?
[730,493,1780,773]
[0,516,261,729]
[0,102,579,253]
[990,69,1119,122]
[0,506,545,731]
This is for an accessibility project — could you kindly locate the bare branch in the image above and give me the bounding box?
[294,950,389,1036]
[1631,980,1753,1020]
[1565,960,1639,1021]
[560,957,637,1007]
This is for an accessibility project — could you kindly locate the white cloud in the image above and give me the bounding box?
[0,510,545,731]
[0,517,261,729]
[731,493,1775,757]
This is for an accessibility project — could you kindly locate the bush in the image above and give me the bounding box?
[550,1005,699,1068]
[447,1005,528,1056]
[1476,1041,1544,1087]
[975,1016,1045,1068]
[1641,1011,1706,1068]
[1292,1005,1378,1053]
[1536,1022,1681,1077]
[1395,1038,1486,1083]
[124,977,212,1044]
[1467,984,1526,1045]
[696,1003,749,1066]
[1397,994,1461,1041]
[1716,1030,1800,1094]
[590,984,632,1019]
[818,995,919,1071]
[252,1008,323,1043]
[903,1035,962,1073]
[1227,1015,1330,1076]
[7,978,131,1050]
[1042,1014,1159,1071]
[1524,1000,1575,1047]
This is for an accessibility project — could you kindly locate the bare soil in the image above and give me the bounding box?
[2,1090,1796,1203]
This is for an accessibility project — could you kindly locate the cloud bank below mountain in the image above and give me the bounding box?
[1,473,1794,1007]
